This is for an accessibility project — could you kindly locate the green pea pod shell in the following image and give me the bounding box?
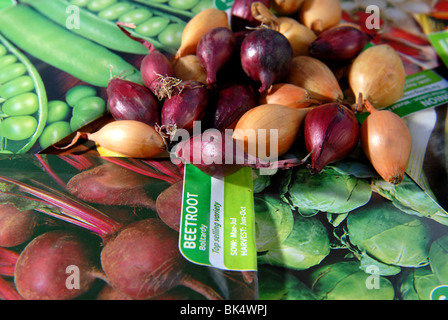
[0,3,142,87]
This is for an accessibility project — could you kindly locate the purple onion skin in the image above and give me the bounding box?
[161,80,209,133]
[308,26,372,64]
[173,130,303,178]
[304,103,360,174]
[231,0,270,32]
[141,49,174,94]
[107,78,160,126]
[197,27,237,86]
[240,28,293,93]
[213,82,257,131]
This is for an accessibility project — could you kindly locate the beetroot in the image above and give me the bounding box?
[66,162,165,210]
[0,204,38,247]
[155,180,183,231]
[161,80,209,134]
[14,230,98,300]
[100,218,222,300]
[240,28,293,93]
[196,27,237,86]
[107,78,160,126]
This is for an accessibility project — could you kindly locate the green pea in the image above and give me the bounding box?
[158,23,183,48]
[87,0,118,12]
[69,0,91,6]
[39,121,72,150]
[168,0,199,10]
[192,0,215,14]
[47,100,71,123]
[71,96,106,131]
[136,16,170,37]
[0,115,37,141]
[2,92,39,116]
[148,0,168,3]
[98,2,133,20]
[119,8,153,25]
[0,76,35,100]
[0,45,6,57]
[0,55,17,70]
[0,63,27,84]
[65,85,97,107]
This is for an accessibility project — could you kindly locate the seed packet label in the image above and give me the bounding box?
[179,164,257,271]
[427,30,448,69]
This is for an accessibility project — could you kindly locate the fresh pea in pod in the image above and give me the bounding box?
[131,0,216,19]
[22,0,187,55]
[0,33,47,153]
[70,96,107,131]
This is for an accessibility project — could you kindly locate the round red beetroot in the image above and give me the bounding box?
[14,230,98,300]
[100,218,222,300]
[0,204,38,247]
[155,180,183,231]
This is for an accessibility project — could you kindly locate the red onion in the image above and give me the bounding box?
[172,130,303,178]
[308,26,372,64]
[116,22,173,95]
[303,103,360,174]
[213,82,257,131]
[197,27,237,86]
[240,28,293,93]
[161,80,209,134]
[230,0,270,31]
[107,78,160,126]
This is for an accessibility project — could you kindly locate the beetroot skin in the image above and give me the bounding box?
[14,230,98,300]
[0,204,37,248]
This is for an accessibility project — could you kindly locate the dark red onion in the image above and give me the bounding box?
[213,82,257,131]
[107,78,160,126]
[309,26,372,63]
[161,80,209,133]
[141,48,174,95]
[230,0,270,32]
[304,103,360,174]
[196,27,237,86]
[240,28,293,93]
[173,130,302,178]
[116,22,173,95]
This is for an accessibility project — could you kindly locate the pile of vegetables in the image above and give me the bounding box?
[57,1,411,187]
[1,0,447,301]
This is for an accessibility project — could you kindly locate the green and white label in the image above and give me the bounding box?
[179,164,257,271]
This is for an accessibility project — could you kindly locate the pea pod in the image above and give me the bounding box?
[0,3,142,87]
[0,32,47,154]
[22,0,187,55]
[131,0,216,19]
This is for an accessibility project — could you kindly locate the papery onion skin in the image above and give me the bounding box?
[87,120,166,158]
[161,80,209,133]
[299,0,342,34]
[213,82,257,131]
[349,44,406,110]
[141,49,174,95]
[196,27,237,86]
[231,0,270,32]
[360,102,411,185]
[308,26,372,63]
[232,104,313,160]
[304,103,360,173]
[258,83,315,109]
[240,28,293,93]
[107,78,160,126]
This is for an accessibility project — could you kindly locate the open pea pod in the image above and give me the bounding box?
[0,33,47,154]
[22,0,187,55]
[131,0,217,19]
